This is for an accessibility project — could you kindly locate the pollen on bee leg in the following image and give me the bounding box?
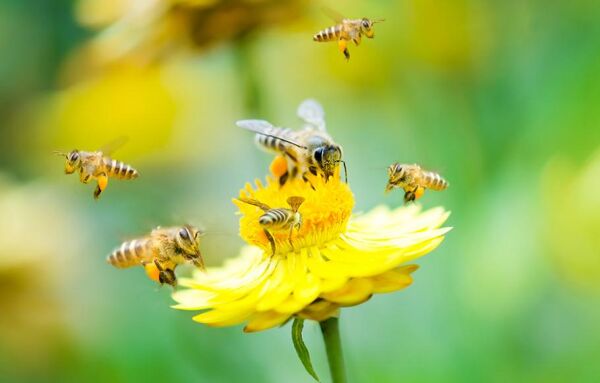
[144,263,161,283]
[269,156,288,178]
[414,186,425,200]
[338,38,347,53]
[97,174,109,191]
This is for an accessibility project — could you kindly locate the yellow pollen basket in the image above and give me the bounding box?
[234,159,354,256]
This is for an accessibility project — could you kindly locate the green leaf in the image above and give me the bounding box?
[292,318,321,382]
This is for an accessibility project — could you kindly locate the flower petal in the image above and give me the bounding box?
[321,278,374,306]
[244,311,291,333]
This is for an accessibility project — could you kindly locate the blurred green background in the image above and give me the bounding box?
[2,0,600,382]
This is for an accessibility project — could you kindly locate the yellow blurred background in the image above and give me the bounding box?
[1,0,600,382]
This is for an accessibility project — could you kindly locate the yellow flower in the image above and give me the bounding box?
[172,161,451,332]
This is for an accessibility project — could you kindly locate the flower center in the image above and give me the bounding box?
[234,164,354,256]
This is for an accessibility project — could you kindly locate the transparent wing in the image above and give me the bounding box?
[236,119,307,149]
[297,99,326,131]
[236,197,272,211]
[322,6,345,23]
[236,119,275,134]
[99,136,129,155]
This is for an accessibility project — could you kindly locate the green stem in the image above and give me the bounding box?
[320,317,347,383]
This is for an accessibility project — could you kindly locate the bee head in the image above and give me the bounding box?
[65,150,81,174]
[386,163,405,192]
[175,225,205,270]
[314,145,343,181]
[362,17,384,38]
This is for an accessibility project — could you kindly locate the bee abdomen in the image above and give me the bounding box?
[254,127,295,153]
[104,158,139,180]
[259,209,292,229]
[107,239,151,268]
[313,24,342,42]
[423,172,449,191]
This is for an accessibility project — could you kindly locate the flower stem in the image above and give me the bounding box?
[320,317,347,383]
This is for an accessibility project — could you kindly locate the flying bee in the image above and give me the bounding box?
[236,196,305,256]
[313,8,384,60]
[107,225,205,287]
[237,99,347,187]
[386,163,449,203]
[54,139,139,199]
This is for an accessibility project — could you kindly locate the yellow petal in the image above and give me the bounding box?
[321,278,374,306]
[244,311,291,333]
[369,265,417,293]
[298,300,340,322]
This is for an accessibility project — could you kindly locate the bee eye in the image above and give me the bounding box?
[69,152,79,161]
[314,148,323,163]
[362,20,370,28]
[179,228,189,240]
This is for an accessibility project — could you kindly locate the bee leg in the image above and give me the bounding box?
[353,35,362,46]
[288,227,295,253]
[302,173,316,191]
[264,229,276,256]
[94,173,109,200]
[79,170,90,184]
[154,259,177,287]
[338,38,350,60]
[404,187,418,204]
[279,171,289,188]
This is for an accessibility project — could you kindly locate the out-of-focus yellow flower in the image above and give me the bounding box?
[541,150,600,292]
[0,175,86,367]
[75,0,309,68]
[172,162,450,332]
[406,0,491,71]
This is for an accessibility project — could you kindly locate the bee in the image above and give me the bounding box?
[107,225,205,287]
[313,8,384,60]
[236,99,346,187]
[386,163,449,203]
[54,139,139,199]
[236,196,305,256]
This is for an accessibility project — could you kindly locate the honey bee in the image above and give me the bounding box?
[237,99,346,187]
[54,140,139,199]
[107,225,205,287]
[236,196,305,256]
[385,163,449,203]
[313,8,384,60]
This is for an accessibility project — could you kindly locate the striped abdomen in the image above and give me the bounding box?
[259,209,293,230]
[103,157,139,180]
[107,238,153,268]
[254,127,296,154]
[313,24,342,42]
[421,171,449,191]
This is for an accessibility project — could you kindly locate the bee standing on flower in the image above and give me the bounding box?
[237,99,347,187]
[313,8,384,60]
[54,139,139,199]
[236,196,305,256]
[385,163,449,203]
[107,225,205,287]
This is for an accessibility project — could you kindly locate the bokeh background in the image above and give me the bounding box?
[2,0,600,382]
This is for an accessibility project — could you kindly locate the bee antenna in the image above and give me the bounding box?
[372,18,385,24]
[337,160,348,183]
[53,150,67,157]
[262,133,308,150]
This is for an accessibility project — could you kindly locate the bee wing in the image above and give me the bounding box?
[236,119,276,134]
[297,99,326,132]
[236,197,272,211]
[322,6,345,23]
[236,119,307,149]
[99,136,129,155]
